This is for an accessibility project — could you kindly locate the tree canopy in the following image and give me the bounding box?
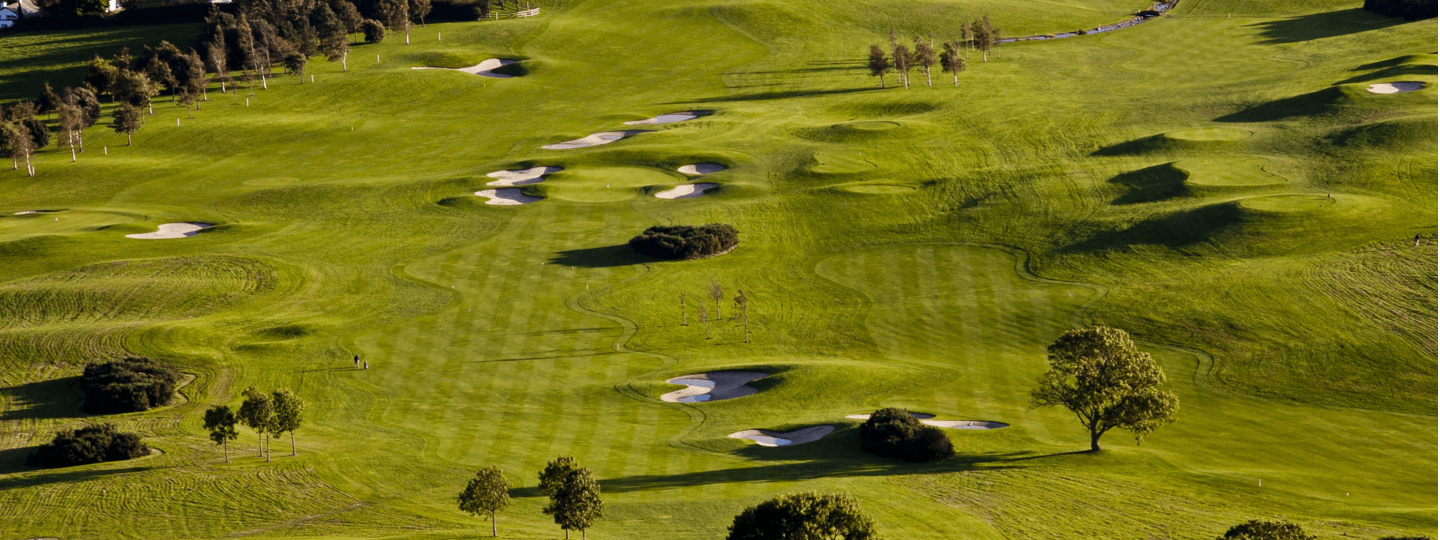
[858,407,954,463]
[726,491,879,540]
[1030,326,1179,451]
[26,423,149,469]
[458,466,511,537]
[80,357,182,414]
[1217,520,1317,540]
[542,464,603,539]
[628,224,739,260]
[203,405,240,462]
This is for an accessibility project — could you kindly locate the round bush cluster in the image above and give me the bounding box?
[858,408,954,463]
[628,224,739,260]
[25,423,150,468]
[81,357,182,414]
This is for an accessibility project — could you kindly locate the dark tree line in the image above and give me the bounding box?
[1362,0,1436,19]
[865,16,995,90]
[79,357,182,414]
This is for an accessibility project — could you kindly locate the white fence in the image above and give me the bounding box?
[516,7,540,17]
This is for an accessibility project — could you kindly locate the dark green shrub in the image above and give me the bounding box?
[362,19,386,43]
[628,224,739,260]
[80,357,181,414]
[1217,520,1316,540]
[25,423,150,468]
[858,408,954,463]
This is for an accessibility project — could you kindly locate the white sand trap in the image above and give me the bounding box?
[624,111,707,125]
[661,371,768,403]
[486,166,563,186]
[1366,81,1425,94]
[542,131,646,150]
[655,183,718,200]
[411,58,517,78]
[730,425,835,447]
[125,222,213,239]
[475,188,542,205]
[14,210,47,215]
[845,412,936,420]
[921,420,1009,430]
[677,163,725,175]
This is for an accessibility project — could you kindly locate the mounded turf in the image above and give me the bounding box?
[0,0,1434,538]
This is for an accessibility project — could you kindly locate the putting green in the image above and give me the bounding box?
[543,166,676,203]
[810,149,876,174]
[1164,127,1252,142]
[835,182,917,194]
[1239,194,1338,212]
[1176,156,1287,187]
[0,210,136,242]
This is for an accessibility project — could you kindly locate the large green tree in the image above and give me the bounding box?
[110,103,142,146]
[538,455,578,496]
[912,35,936,88]
[1030,327,1179,451]
[940,42,965,87]
[458,466,511,536]
[866,44,890,89]
[726,491,879,540]
[271,389,306,456]
[203,405,240,462]
[1217,520,1316,540]
[237,386,275,460]
[542,465,603,539]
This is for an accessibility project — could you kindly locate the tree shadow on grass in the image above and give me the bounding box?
[1247,8,1408,44]
[1091,135,1168,156]
[549,244,654,268]
[665,87,882,105]
[1109,164,1191,205]
[0,456,151,487]
[0,376,84,421]
[1333,63,1437,85]
[1062,203,1244,253]
[1214,87,1346,123]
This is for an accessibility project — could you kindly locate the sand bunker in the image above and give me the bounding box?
[846,412,1007,430]
[486,166,563,186]
[655,183,718,200]
[411,58,516,78]
[624,111,709,125]
[1366,81,1425,94]
[729,425,835,447]
[661,371,768,403]
[125,222,213,239]
[475,188,542,205]
[678,163,725,175]
[543,131,646,150]
[14,210,52,215]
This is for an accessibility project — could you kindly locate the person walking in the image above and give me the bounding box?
[354,355,359,367]
[363,361,368,370]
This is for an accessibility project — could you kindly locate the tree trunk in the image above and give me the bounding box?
[879,76,885,89]
[203,87,208,101]
[953,73,958,87]
[983,49,988,62]
[70,146,76,162]
[291,432,296,456]
[223,439,229,463]
[1089,429,1102,452]
[925,67,932,87]
[564,529,569,539]
[258,432,265,458]
[582,529,586,540]
[490,512,496,536]
[127,133,133,146]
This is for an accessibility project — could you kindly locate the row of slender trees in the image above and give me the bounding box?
[678,280,752,342]
[866,16,1000,89]
[458,456,603,538]
[202,386,307,462]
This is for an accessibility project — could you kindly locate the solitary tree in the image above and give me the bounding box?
[726,491,878,540]
[283,53,308,79]
[699,303,711,339]
[544,466,603,540]
[202,405,240,462]
[891,42,913,89]
[866,44,890,88]
[1217,520,1316,540]
[538,456,579,496]
[1030,327,1179,451]
[271,388,306,456]
[913,35,936,87]
[972,16,1000,62]
[362,19,386,43]
[940,42,966,87]
[409,0,432,26]
[734,289,750,343]
[111,103,142,146]
[57,104,81,162]
[679,292,688,326]
[237,386,275,460]
[458,466,511,537]
[709,279,723,320]
[0,122,35,176]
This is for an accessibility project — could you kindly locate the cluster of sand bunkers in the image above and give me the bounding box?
[660,371,1008,448]
[476,110,725,205]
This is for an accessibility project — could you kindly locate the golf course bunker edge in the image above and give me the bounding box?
[543,131,647,150]
[475,188,542,205]
[846,412,1008,430]
[411,58,517,78]
[655,183,718,199]
[1366,81,1425,94]
[487,166,563,186]
[677,163,725,175]
[661,371,769,402]
[729,425,835,447]
[624,110,712,125]
[125,222,214,239]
